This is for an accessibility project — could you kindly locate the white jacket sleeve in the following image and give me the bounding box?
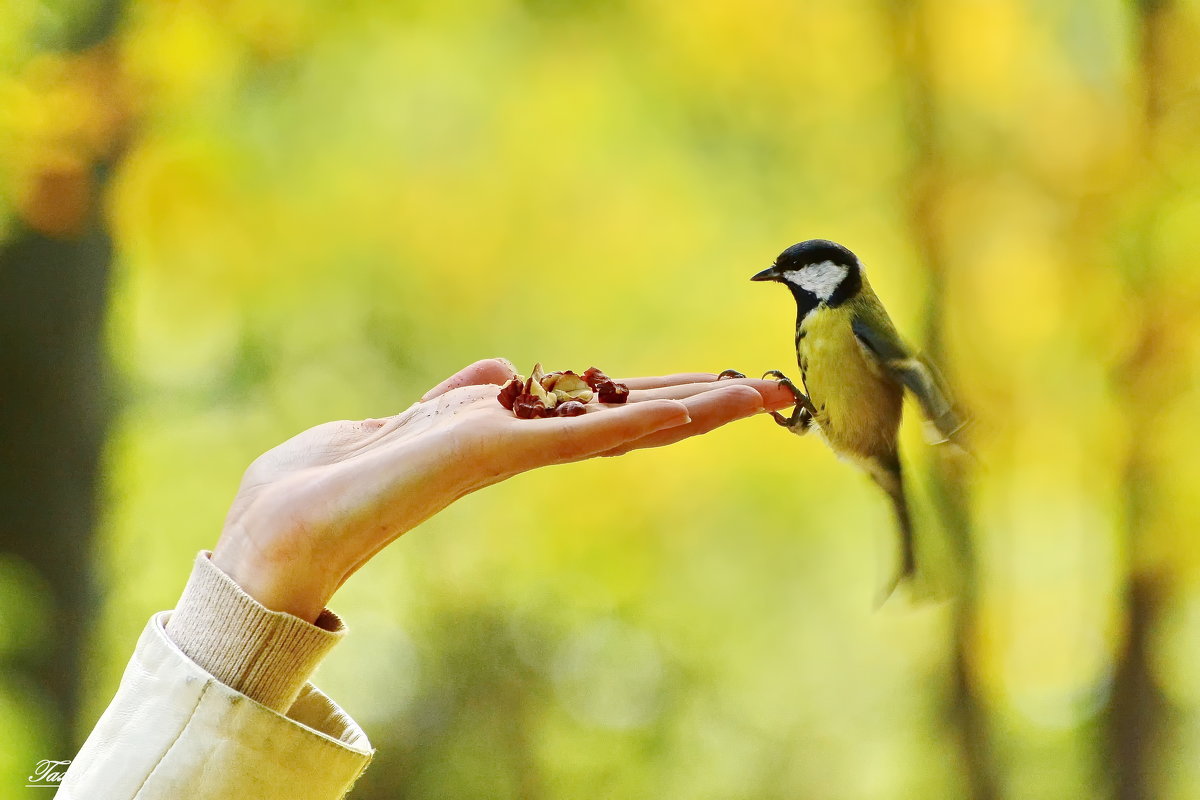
[57,556,374,800]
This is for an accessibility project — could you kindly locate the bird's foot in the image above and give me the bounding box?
[760,370,814,434]
[762,370,817,415]
[717,369,747,380]
[768,406,813,434]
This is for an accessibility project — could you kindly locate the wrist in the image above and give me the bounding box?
[211,525,340,624]
[167,552,346,710]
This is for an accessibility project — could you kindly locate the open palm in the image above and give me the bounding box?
[213,358,792,620]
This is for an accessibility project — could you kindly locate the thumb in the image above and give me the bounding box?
[421,358,518,402]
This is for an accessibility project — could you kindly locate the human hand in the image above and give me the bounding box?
[212,359,793,621]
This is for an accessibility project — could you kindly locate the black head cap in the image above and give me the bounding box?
[774,239,859,270]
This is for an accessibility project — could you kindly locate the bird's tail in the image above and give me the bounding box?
[870,456,916,601]
[889,480,917,587]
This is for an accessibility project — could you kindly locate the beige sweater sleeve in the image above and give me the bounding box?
[165,552,344,712]
[59,610,372,799]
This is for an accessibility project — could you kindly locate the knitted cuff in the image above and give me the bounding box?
[165,551,345,713]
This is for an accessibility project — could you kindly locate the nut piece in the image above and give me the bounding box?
[497,376,525,410]
[555,400,587,417]
[547,371,594,403]
[525,369,559,409]
[530,362,547,386]
[513,394,554,419]
[582,367,611,390]
[596,380,629,404]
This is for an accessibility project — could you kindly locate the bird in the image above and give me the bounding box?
[726,239,964,597]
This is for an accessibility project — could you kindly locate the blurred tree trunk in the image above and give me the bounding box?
[886,2,998,798]
[0,2,125,755]
[1106,2,1173,798]
[0,218,111,754]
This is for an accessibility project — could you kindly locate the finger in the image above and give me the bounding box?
[421,358,517,401]
[614,373,719,390]
[746,379,797,411]
[601,384,765,457]
[629,377,795,411]
[509,399,691,467]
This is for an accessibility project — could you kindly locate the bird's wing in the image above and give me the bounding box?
[851,315,965,444]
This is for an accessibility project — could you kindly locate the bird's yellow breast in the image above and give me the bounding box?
[798,305,903,460]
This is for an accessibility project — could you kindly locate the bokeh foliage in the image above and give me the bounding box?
[2,0,1200,797]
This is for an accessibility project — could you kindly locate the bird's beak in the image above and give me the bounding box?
[750,265,780,282]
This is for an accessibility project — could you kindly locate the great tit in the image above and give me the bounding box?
[730,239,963,596]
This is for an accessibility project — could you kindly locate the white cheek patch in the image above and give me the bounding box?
[782,261,849,301]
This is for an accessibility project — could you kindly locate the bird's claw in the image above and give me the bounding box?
[762,370,816,414]
[717,369,747,380]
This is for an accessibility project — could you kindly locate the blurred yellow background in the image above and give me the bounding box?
[2,0,1199,797]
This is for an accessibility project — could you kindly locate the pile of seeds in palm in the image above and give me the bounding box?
[497,364,630,419]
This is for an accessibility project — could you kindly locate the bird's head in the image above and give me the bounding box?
[751,239,863,312]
